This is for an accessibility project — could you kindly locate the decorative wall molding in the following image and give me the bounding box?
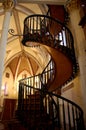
[62,82,74,93]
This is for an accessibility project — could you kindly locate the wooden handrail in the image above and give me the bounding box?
[17,83,85,130]
[22,14,78,78]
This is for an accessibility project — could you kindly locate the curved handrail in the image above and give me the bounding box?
[17,82,85,130]
[22,14,74,49]
[22,14,78,78]
[16,14,83,129]
[19,58,55,90]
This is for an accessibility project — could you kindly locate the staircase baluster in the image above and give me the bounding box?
[33,17,34,34]
[17,82,85,130]
[29,17,31,33]
[67,103,71,130]
[72,106,76,130]
[75,108,79,130]
[15,15,85,130]
[36,16,38,33]
[62,100,66,130]
[57,98,61,130]
[62,28,66,47]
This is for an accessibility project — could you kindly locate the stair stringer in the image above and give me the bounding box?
[43,45,73,91]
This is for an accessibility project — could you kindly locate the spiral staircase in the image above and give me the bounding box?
[7,15,85,130]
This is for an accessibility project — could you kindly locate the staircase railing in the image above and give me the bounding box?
[17,82,85,130]
[16,14,83,130]
[22,14,78,78]
[19,58,55,91]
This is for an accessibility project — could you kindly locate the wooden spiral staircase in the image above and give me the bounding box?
[5,15,85,130]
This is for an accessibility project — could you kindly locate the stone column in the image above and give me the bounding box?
[0,0,16,95]
[66,0,86,126]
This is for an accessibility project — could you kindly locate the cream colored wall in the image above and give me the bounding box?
[69,9,86,126]
[1,67,14,107]
[2,67,14,97]
[2,67,84,108]
[61,75,85,125]
[61,76,84,109]
[1,67,30,107]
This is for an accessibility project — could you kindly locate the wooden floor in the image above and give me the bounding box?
[0,123,4,130]
[1,119,73,130]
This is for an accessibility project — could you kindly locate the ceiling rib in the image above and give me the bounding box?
[38,4,48,15]
[15,4,35,15]
[13,9,23,50]
[0,0,68,5]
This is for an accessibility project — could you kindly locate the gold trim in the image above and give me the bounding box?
[2,0,16,11]
[66,0,80,12]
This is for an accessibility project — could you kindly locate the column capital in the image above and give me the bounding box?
[2,0,17,11]
[66,0,80,12]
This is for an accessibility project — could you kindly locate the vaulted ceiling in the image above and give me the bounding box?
[0,0,68,79]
